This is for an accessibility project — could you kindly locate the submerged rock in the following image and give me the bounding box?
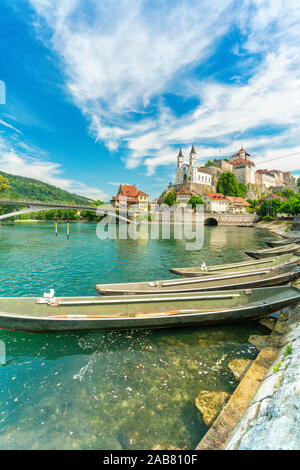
[195,390,229,426]
[259,318,276,330]
[228,359,252,381]
[248,335,269,350]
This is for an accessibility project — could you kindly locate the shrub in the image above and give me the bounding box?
[284,344,293,357]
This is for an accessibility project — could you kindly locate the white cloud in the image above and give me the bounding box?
[0,134,109,200]
[28,0,300,176]
[0,120,22,134]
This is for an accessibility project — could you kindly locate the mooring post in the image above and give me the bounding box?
[55,221,58,237]
[67,222,70,240]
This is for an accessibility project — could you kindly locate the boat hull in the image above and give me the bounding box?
[170,254,300,277]
[0,286,299,332]
[95,266,299,295]
[266,239,300,248]
[245,244,300,259]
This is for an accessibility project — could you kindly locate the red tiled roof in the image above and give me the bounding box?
[231,147,250,158]
[176,187,193,195]
[205,192,227,200]
[231,158,255,167]
[226,196,251,207]
[118,184,148,197]
[256,170,276,177]
[260,194,287,202]
[197,167,212,174]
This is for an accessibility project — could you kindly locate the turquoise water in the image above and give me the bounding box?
[0,223,273,449]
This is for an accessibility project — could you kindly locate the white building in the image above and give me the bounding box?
[175,146,212,186]
[203,193,229,212]
[255,170,277,188]
[176,187,194,207]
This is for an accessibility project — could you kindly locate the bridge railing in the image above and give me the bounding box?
[0,198,96,209]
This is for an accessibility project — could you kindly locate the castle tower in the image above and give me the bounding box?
[177,148,184,168]
[239,146,246,160]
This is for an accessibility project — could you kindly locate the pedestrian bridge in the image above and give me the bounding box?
[0,199,257,226]
[0,198,146,223]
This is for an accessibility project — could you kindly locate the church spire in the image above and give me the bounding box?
[190,145,197,167]
[177,147,184,168]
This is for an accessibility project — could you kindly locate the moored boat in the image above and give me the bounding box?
[169,254,300,277]
[95,265,299,295]
[1,285,300,332]
[245,243,300,259]
[266,239,300,248]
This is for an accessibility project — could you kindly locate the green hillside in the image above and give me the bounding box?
[0,170,93,205]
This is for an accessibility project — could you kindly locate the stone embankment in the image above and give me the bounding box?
[196,302,300,450]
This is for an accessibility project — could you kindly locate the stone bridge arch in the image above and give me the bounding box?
[204,217,219,226]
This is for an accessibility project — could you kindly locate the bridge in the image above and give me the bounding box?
[0,198,142,223]
[204,212,257,226]
[0,199,257,226]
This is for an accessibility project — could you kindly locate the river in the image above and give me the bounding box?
[0,222,275,449]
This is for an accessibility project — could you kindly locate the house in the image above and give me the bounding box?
[175,187,194,207]
[226,196,251,214]
[111,184,148,209]
[260,194,287,203]
[150,198,159,212]
[203,193,229,212]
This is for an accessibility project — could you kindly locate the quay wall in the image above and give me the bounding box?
[225,306,300,450]
[196,302,300,450]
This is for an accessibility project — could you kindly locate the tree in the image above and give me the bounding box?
[281,188,295,199]
[257,199,283,217]
[247,199,259,210]
[217,172,240,196]
[237,183,247,198]
[164,191,176,207]
[205,160,215,167]
[188,196,204,209]
[0,175,11,194]
[280,196,300,215]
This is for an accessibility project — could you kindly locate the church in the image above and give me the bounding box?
[175,146,212,186]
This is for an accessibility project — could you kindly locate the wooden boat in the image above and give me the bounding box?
[266,239,300,248]
[170,254,300,277]
[95,265,299,295]
[245,243,300,259]
[0,285,300,332]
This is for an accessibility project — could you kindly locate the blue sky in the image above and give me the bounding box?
[0,0,300,201]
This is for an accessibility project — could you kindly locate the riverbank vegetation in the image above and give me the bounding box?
[251,189,300,220]
[0,171,104,221]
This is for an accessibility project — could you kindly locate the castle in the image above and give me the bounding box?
[174,145,297,197]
